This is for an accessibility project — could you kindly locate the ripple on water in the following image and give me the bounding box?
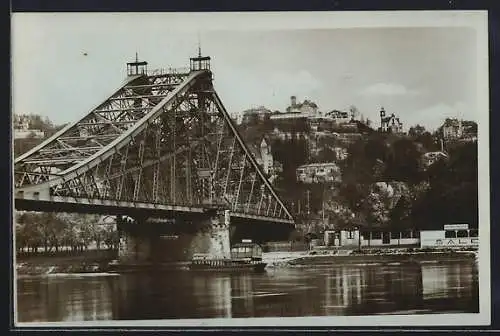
[44,272,120,278]
[252,292,288,298]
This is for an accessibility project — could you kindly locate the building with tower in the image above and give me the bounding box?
[258,138,274,175]
[248,137,275,175]
[270,95,320,120]
[379,107,403,133]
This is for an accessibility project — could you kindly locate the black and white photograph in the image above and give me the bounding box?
[11,11,490,327]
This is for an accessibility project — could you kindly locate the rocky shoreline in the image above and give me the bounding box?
[15,248,478,277]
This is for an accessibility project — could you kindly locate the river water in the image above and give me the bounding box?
[16,259,478,322]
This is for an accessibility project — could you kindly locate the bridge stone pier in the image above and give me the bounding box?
[117,210,231,265]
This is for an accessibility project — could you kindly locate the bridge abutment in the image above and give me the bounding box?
[187,210,231,259]
[116,210,231,266]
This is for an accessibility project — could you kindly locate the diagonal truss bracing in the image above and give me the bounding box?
[14,67,294,222]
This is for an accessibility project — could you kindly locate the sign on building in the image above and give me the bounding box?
[420,229,478,248]
[443,224,469,231]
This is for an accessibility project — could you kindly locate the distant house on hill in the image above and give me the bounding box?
[13,114,45,139]
[325,110,351,124]
[378,107,404,134]
[241,106,273,124]
[271,95,321,121]
[296,162,341,184]
[441,118,477,141]
[285,95,319,115]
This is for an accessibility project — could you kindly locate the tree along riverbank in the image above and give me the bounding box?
[15,247,477,277]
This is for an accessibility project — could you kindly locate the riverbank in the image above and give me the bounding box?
[15,247,477,276]
[16,251,116,277]
[263,247,478,268]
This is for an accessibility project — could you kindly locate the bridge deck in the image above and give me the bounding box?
[15,196,294,225]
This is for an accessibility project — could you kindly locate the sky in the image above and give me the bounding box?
[11,12,487,132]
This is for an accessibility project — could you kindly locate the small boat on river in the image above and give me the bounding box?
[189,240,267,272]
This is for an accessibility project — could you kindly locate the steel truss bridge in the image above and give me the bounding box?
[14,54,295,226]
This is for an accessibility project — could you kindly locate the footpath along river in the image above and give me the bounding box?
[16,251,478,322]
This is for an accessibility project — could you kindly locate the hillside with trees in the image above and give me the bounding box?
[337,134,477,231]
[237,116,478,237]
[14,112,479,248]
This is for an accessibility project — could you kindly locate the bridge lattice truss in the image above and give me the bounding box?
[14,68,294,224]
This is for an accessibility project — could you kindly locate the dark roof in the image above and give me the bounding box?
[127,61,148,66]
[190,56,211,61]
[301,100,318,108]
[232,243,260,248]
[382,115,402,124]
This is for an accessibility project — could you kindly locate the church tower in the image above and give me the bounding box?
[380,107,387,131]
